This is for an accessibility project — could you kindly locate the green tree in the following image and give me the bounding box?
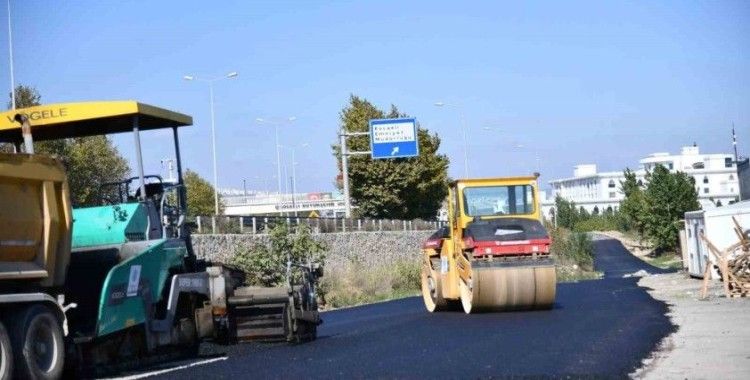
[63,137,129,205]
[9,84,41,108]
[184,169,223,216]
[579,206,590,220]
[1,85,42,152]
[5,85,130,206]
[642,164,700,252]
[619,168,646,235]
[554,195,579,228]
[333,95,449,219]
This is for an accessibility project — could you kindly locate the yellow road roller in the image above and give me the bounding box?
[421,176,556,313]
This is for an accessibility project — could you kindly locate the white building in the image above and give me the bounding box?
[218,189,345,216]
[541,146,740,219]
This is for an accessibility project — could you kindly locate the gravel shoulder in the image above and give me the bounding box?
[597,232,750,379]
[634,273,750,379]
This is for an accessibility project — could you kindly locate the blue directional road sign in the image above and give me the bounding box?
[369,118,419,159]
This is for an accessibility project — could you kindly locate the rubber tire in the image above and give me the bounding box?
[9,305,65,380]
[421,259,448,312]
[0,320,13,380]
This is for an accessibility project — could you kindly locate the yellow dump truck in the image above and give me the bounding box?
[421,176,556,313]
[0,153,72,379]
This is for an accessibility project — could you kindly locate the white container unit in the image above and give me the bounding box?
[684,200,750,279]
[684,210,708,278]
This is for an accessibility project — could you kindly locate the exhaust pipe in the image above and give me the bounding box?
[13,113,34,154]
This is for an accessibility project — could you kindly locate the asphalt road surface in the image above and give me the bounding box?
[145,236,675,379]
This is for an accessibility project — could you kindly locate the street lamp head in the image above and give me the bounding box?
[434,102,445,107]
[288,116,297,121]
[183,75,195,81]
[226,72,239,78]
[255,118,264,123]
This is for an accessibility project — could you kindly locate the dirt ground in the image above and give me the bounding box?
[599,232,750,379]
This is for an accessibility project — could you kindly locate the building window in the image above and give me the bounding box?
[729,174,734,180]
[716,200,723,207]
[668,162,674,170]
[608,180,616,188]
[609,192,616,198]
[703,176,708,184]
[704,188,709,194]
[725,157,733,168]
[593,206,600,215]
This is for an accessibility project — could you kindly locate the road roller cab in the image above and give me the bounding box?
[421,176,557,314]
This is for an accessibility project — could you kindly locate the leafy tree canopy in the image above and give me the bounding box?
[184,169,223,216]
[619,168,647,236]
[554,195,579,228]
[333,95,449,219]
[642,164,700,251]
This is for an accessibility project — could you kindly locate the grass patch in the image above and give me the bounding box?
[556,266,603,282]
[319,259,421,309]
[549,226,601,282]
[643,253,683,270]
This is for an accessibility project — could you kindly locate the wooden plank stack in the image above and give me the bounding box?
[700,217,750,299]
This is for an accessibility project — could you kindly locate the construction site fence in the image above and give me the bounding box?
[187,215,447,235]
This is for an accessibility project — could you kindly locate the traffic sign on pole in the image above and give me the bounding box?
[369,118,419,159]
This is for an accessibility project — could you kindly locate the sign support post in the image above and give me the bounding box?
[339,118,418,218]
[339,131,371,218]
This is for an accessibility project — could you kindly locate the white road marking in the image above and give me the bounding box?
[105,356,227,380]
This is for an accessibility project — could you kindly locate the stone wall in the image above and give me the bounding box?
[191,231,432,271]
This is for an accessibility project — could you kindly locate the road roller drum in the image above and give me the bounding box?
[459,261,556,313]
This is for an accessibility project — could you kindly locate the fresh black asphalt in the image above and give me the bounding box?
[158,236,676,378]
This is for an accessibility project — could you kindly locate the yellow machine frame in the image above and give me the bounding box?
[422,175,555,313]
[437,176,542,300]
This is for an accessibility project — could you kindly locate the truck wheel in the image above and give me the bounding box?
[0,320,13,380]
[9,305,65,380]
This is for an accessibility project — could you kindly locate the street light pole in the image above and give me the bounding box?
[7,0,15,110]
[208,81,219,215]
[256,117,296,197]
[435,102,469,178]
[459,109,469,178]
[275,124,282,195]
[183,71,238,216]
[291,148,297,216]
[281,142,308,217]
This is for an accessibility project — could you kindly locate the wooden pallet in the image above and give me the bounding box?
[699,217,750,299]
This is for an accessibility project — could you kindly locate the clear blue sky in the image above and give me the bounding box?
[3,0,749,193]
